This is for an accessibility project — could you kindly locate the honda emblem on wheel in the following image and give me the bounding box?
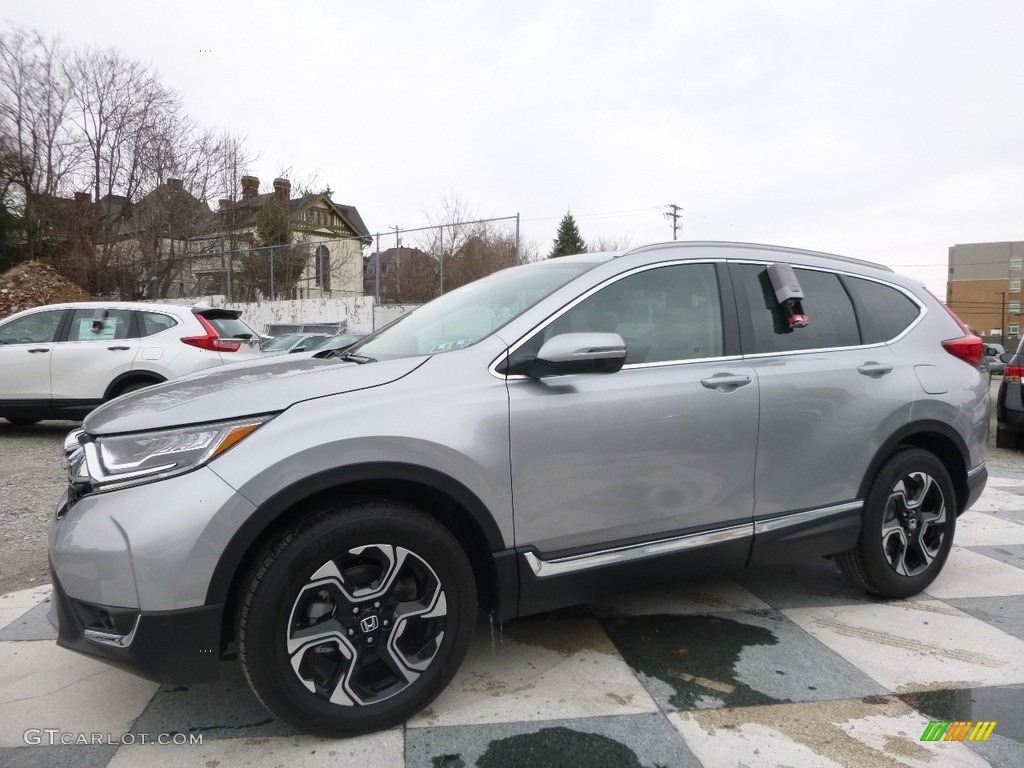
[359,614,379,633]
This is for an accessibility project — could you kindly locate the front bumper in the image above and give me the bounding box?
[48,564,224,684]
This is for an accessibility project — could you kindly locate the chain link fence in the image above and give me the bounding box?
[86,215,521,306]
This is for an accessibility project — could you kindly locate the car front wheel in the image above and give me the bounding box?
[238,500,477,736]
[836,448,956,598]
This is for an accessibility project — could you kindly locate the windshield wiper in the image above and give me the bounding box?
[337,352,376,364]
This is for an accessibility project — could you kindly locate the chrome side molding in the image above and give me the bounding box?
[523,523,752,578]
[753,501,863,535]
[523,500,864,578]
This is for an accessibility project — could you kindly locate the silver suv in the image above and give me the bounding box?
[49,242,989,736]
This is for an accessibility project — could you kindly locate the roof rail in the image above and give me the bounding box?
[618,241,894,273]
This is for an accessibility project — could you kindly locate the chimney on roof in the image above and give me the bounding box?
[241,175,259,200]
[273,178,291,206]
[167,178,183,190]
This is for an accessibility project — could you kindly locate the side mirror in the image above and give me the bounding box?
[1001,352,1014,364]
[527,333,626,378]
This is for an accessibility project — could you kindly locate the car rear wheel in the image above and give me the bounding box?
[996,426,1022,450]
[237,500,477,737]
[836,448,955,598]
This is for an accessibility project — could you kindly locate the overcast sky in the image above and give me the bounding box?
[7,1,1023,294]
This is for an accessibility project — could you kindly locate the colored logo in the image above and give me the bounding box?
[920,721,997,742]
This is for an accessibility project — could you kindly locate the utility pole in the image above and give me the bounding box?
[996,291,1008,343]
[664,204,682,240]
[391,226,401,302]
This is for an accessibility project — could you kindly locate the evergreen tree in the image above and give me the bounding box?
[550,211,587,257]
[240,198,306,299]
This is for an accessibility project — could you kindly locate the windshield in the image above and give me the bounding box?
[262,334,304,351]
[352,260,595,361]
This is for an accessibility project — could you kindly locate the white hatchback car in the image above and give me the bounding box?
[0,302,262,424]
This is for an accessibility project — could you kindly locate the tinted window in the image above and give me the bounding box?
[0,309,63,344]
[843,276,921,344]
[524,263,723,365]
[67,308,133,341]
[138,311,179,337]
[735,264,859,354]
[199,312,258,340]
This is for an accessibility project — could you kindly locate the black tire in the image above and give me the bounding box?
[238,500,477,737]
[836,448,956,598]
[996,426,1021,450]
[4,417,40,426]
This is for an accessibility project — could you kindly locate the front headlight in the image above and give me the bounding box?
[88,415,273,489]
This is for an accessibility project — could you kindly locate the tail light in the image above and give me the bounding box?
[180,314,243,352]
[1007,366,1024,385]
[929,291,984,368]
[941,335,984,367]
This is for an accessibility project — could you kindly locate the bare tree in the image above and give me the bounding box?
[0,24,79,261]
[64,47,181,294]
[588,235,634,253]
[412,192,521,296]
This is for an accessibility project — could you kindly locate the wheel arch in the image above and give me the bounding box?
[209,462,517,649]
[859,421,970,515]
[103,370,167,400]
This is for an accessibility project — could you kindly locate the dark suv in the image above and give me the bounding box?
[50,242,988,736]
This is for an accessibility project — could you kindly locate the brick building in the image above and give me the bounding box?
[947,241,1024,343]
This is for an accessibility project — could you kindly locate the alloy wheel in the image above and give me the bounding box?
[879,471,947,577]
[286,544,448,706]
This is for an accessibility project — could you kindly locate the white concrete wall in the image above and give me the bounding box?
[373,304,420,329]
[153,295,377,333]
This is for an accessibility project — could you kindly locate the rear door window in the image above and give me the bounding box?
[842,276,921,344]
[733,264,859,354]
[137,311,179,337]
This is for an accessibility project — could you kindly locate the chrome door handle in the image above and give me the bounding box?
[107,346,131,351]
[701,374,752,391]
[857,362,893,377]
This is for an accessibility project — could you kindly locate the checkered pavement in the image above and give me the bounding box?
[3,469,1024,767]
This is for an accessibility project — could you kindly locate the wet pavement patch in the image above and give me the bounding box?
[600,613,781,710]
[600,610,886,710]
[406,714,700,768]
[898,685,1024,767]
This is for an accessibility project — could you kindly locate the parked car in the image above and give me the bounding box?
[996,344,1024,448]
[0,302,262,424]
[50,242,988,737]
[311,332,367,356]
[265,322,347,336]
[985,343,1006,377]
[259,333,332,356]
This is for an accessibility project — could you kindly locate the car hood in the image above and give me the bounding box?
[83,355,428,435]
